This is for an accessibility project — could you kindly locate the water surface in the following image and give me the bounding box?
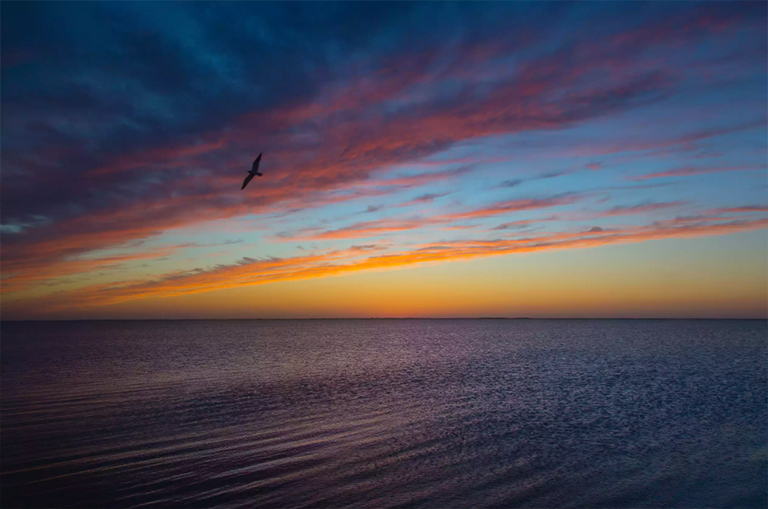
[2,319,766,508]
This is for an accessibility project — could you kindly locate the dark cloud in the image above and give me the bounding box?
[591,202,686,218]
[362,205,384,214]
[400,193,450,207]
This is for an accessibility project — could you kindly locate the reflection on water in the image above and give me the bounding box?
[2,319,766,508]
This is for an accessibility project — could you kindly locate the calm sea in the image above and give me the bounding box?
[1,319,766,508]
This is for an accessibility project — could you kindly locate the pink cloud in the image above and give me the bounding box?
[3,6,757,300]
[711,205,768,214]
[631,165,766,181]
[280,195,584,241]
[590,201,686,217]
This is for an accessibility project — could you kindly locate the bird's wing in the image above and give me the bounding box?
[251,153,262,173]
[241,172,256,190]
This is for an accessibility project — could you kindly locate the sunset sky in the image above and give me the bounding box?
[1,1,766,320]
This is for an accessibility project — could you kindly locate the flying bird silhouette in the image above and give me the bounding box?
[241,153,263,190]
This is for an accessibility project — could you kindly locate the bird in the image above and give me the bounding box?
[241,153,263,190]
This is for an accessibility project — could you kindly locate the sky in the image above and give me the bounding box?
[1,1,766,320]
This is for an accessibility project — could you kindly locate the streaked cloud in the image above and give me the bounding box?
[2,1,766,318]
[631,165,766,181]
[22,215,768,314]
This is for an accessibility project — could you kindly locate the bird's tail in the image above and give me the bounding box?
[255,172,263,177]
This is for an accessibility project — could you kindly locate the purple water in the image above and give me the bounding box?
[2,319,766,508]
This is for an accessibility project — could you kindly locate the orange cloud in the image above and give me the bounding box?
[15,216,766,317]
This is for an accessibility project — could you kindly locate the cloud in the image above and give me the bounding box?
[399,192,450,207]
[2,1,765,311]
[590,201,686,217]
[631,165,767,181]
[286,217,434,241]
[2,2,689,258]
[361,204,384,214]
[563,119,767,160]
[367,166,471,189]
[491,216,558,231]
[349,244,388,252]
[281,193,584,241]
[442,194,584,222]
[498,179,523,188]
[18,215,768,316]
[713,205,768,214]
[1,244,185,292]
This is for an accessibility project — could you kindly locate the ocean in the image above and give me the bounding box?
[1,319,766,508]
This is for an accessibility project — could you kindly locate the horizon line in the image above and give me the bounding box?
[2,317,766,322]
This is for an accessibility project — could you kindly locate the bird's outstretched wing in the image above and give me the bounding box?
[251,153,262,173]
[241,172,256,190]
